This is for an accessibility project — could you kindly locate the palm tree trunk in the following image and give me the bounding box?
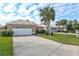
[46,20,51,37]
[46,22,48,32]
[49,20,51,38]
[46,21,49,34]
[47,20,51,35]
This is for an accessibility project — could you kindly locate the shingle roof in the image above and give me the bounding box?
[7,19,36,25]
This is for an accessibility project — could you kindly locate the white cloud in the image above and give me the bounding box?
[19,3,33,9]
[28,4,39,11]
[0,13,36,25]
[25,16,34,21]
[17,4,39,17]
[0,14,6,20]
[17,4,33,16]
[0,13,16,25]
[38,3,49,8]
[2,3,16,13]
[33,15,41,24]
[17,8,27,15]
[0,3,4,7]
[19,4,27,8]
[0,3,79,25]
[0,14,9,25]
[17,8,31,16]
[32,10,40,16]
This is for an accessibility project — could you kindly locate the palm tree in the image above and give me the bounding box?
[39,6,55,35]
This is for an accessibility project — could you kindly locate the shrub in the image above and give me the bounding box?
[64,31,68,33]
[45,31,53,35]
[1,30,13,36]
[36,29,39,34]
[57,30,62,32]
[39,29,45,33]
[36,29,46,34]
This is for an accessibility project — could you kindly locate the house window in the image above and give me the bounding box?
[20,27,23,28]
[18,27,20,28]
[26,27,27,29]
[13,27,15,28]
[16,27,18,28]
[28,27,29,29]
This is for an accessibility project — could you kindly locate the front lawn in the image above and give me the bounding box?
[39,33,79,46]
[0,36,13,56]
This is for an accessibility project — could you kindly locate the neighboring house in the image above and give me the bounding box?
[56,25,67,32]
[75,30,79,34]
[51,26,58,32]
[7,19,44,36]
[36,24,45,31]
[51,25,67,32]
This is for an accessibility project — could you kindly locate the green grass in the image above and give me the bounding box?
[39,33,79,46]
[0,36,13,56]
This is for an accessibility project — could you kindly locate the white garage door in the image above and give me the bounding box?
[12,28,32,36]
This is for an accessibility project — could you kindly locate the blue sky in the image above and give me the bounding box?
[0,3,79,26]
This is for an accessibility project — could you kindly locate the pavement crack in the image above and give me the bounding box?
[48,43,63,56]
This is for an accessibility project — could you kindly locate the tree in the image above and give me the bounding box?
[74,23,79,30]
[67,20,74,32]
[56,21,60,26]
[73,20,77,24]
[56,19,67,26]
[73,20,78,28]
[68,20,73,25]
[73,20,79,37]
[4,25,7,29]
[39,6,55,35]
[67,20,79,33]
[59,19,67,25]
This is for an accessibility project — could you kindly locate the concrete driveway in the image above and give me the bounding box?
[13,35,79,56]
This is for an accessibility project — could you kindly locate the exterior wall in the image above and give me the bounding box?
[75,30,79,34]
[57,25,67,31]
[57,27,67,31]
[7,24,36,34]
[51,28,57,32]
[32,25,36,34]
[7,24,12,30]
[75,30,79,37]
[36,27,44,31]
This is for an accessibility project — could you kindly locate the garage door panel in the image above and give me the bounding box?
[13,28,32,36]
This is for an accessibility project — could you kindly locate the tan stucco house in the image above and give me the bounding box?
[7,19,44,36]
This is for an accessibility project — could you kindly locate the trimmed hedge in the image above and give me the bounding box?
[1,30,13,36]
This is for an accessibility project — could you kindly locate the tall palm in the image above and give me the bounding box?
[39,6,55,35]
